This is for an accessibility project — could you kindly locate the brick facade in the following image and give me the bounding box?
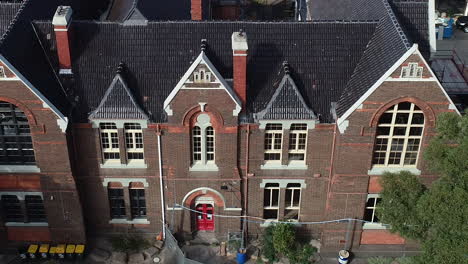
[0,46,455,256]
[0,61,85,248]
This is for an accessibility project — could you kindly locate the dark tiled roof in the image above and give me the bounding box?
[255,68,316,120]
[336,13,410,117]
[0,2,22,38]
[107,0,192,22]
[0,0,111,115]
[307,0,386,20]
[89,65,149,120]
[389,0,430,59]
[307,0,429,58]
[33,21,377,123]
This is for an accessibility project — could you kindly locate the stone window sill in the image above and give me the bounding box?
[5,222,48,227]
[100,162,148,169]
[261,163,308,170]
[0,165,41,173]
[189,163,219,172]
[362,223,388,230]
[368,167,421,176]
[109,219,150,225]
[260,220,302,227]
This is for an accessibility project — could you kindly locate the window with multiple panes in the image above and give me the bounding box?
[363,194,382,228]
[129,188,147,219]
[191,124,215,165]
[288,124,307,161]
[206,126,215,161]
[100,123,120,162]
[0,66,6,78]
[372,102,424,167]
[0,101,35,165]
[400,63,423,78]
[108,188,126,219]
[264,124,283,161]
[124,123,144,162]
[284,183,301,220]
[25,195,46,222]
[1,194,47,223]
[1,195,23,222]
[263,183,280,220]
[192,126,202,162]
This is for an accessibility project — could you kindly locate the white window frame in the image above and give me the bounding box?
[400,62,423,78]
[263,184,280,220]
[205,126,215,162]
[372,102,424,168]
[264,124,283,163]
[0,66,6,79]
[193,69,212,83]
[124,123,144,164]
[363,194,386,229]
[288,124,307,164]
[190,114,217,171]
[284,183,301,221]
[100,123,120,163]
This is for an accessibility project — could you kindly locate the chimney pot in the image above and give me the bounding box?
[231,31,248,108]
[53,6,73,74]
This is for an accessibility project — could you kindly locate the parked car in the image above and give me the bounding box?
[455,16,468,33]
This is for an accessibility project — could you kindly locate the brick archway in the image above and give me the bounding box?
[182,105,224,130]
[0,96,38,125]
[369,96,436,128]
[182,187,225,208]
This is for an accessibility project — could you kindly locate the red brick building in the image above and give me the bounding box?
[0,0,463,255]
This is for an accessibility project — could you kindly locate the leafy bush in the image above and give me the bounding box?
[262,225,277,262]
[288,244,317,264]
[272,223,295,257]
[110,235,151,253]
[261,223,317,264]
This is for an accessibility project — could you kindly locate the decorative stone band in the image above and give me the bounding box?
[259,179,306,189]
[102,178,149,187]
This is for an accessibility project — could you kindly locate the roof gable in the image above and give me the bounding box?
[255,66,316,120]
[89,64,149,120]
[163,50,242,116]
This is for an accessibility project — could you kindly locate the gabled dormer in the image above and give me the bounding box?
[255,62,317,124]
[89,62,148,121]
[163,42,242,118]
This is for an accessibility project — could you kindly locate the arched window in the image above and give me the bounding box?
[191,114,216,168]
[206,126,215,161]
[0,101,35,164]
[372,102,424,167]
[192,126,202,162]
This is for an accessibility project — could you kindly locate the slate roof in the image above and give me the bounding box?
[0,0,110,115]
[389,0,430,59]
[255,64,316,120]
[107,0,191,22]
[307,0,429,58]
[33,21,380,123]
[0,1,22,38]
[89,63,149,120]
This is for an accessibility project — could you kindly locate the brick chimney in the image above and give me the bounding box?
[192,0,203,20]
[52,6,73,74]
[231,31,248,107]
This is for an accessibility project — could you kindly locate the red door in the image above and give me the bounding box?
[196,204,215,231]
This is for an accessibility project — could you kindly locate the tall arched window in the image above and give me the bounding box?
[191,114,216,169]
[0,102,35,164]
[372,102,424,167]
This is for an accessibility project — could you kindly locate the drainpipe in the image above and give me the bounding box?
[325,123,338,210]
[157,124,166,240]
[241,124,250,249]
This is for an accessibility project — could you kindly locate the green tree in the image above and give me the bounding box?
[378,113,468,264]
[272,223,295,257]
